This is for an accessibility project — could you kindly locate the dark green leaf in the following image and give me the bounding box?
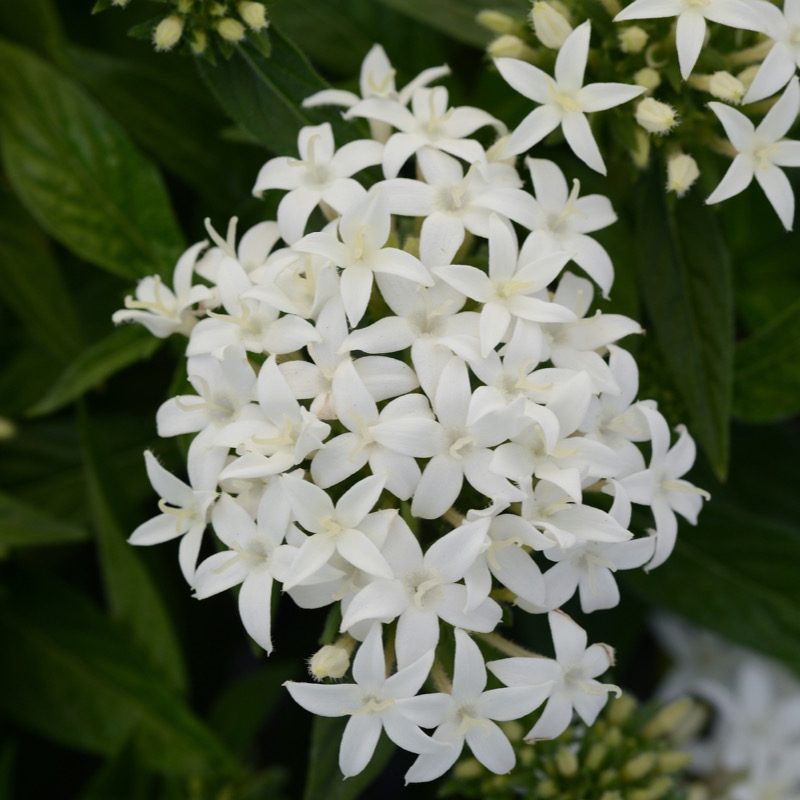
[197,28,357,156]
[0,490,87,547]
[0,569,236,776]
[635,170,734,479]
[80,407,187,691]
[28,325,162,417]
[303,716,395,800]
[0,742,14,800]
[209,663,296,757]
[0,187,82,361]
[733,296,800,423]
[374,0,528,47]
[0,40,184,280]
[0,0,65,61]
[77,744,154,800]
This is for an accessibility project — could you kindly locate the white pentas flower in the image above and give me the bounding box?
[614,0,765,79]
[744,0,800,103]
[495,22,644,173]
[116,40,707,786]
[285,624,441,778]
[489,611,619,741]
[113,241,212,337]
[707,77,800,230]
[252,122,382,243]
[405,629,552,782]
[346,85,505,178]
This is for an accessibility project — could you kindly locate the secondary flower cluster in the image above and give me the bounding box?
[480,0,800,229]
[114,46,708,784]
[655,616,800,800]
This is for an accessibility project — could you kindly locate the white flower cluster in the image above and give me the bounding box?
[655,616,800,800]
[114,44,708,783]
[502,1,800,228]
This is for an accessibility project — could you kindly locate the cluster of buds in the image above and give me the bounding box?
[95,0,269,58]
[441,694,698,800]
[115,42,708,784]
[478,0,800,229]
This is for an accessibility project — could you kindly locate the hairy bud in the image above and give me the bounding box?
[530,1,572,49]
[635,98,677,134]
[152,15,184,51]
[308,644,351,680]
[618,26,648,54]
[238,1,268,31]
[666,153,700,197]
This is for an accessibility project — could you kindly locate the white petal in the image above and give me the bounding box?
[708,102,755,151]
[283,475,333,533]
[505,105,563,157]
[494,58,552,103]
[352,623,386,685]
[382,709,440,754]
[420,214,466,266]
[341,266,374,326]
[549,609,587,665]
[411,455,463,519]
[755,163,795,230]
[336,475,385,527]
[465,721,515,774]
[283,534,336,588]
[337,528,393,578]
[561,112,606,175]
[193,551,249,598]
[705,154,755,205]
[452,629,487,697]
[578,82,643,113]
[555,21,591,92]
[341,579,408,630]
[675,11,706,79]
[310,433,367,488]
[526,692,573,741]
[434,265,493,303]
[277,187,321,245]
[480,685,551,721]
[339,714,383,778]
[614,0,682,20]
[284,681,360,717]
[395,607,441,668]
[238,568,273,651]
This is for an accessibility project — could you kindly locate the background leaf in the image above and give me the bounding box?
[0,40,184,280]
[635,170,734,479]
[0,569,236,777]
[0,491,87,547]
[28,325,162,417]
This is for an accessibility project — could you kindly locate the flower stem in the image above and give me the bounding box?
[477,631,542,658]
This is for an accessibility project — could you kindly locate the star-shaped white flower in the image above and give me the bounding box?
[615,0,765,79]
[489,610,618,741]
[706,77,800,230]
[252,122,383,243]
[285,624,442,777]
[494,22,644,173]
[294,190,433,325]
[405,629,552,783]
[743,0,800,102]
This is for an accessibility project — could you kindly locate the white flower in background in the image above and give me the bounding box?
[295,190,433,324]
[346,85,505,177]
[435,215,573,356]
[405,629,552,782]
[285,624,441,777]
[112,241,212,337]
[707,77,800,230]
[614,0,765,79]
[743,0,800,103]
[489,611,618,741]
[252,122,383,243]
[621,405,709,568]
[341,517,502,667]
[193,487,295,652]
[195,218,281,283]
[302,43,450,141]
[382,148,534,263]
[522,158,618,296]
[495,22,644,173]
[129,443,226,582]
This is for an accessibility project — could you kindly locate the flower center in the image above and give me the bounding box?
[549,84,583,113]
[404,569,443,610]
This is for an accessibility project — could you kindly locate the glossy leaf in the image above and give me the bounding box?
[733,296,800,423]
[635,170,734,479]
[0,570,236,776]
[80,408,187,691]
[197,29,356,156]
[0,41,184,280]
[0,491,87,547]
[28,325,162,417]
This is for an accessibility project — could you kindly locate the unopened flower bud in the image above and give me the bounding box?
[0,417,15,441]
[586,742,607,770]
[607,693,637,724]
[618,26,648,53]
[631,129,650,168]
[152,15,184,51]
[658,751,692,772]
[190,30,207,54]
[531,1,572,49]
[111,0,130,6]
[623,751,657,781]
[555,747,579,777]
[666,153,699,196]
[308,644,350,680]
[216,17,246,42]
[635,97,677,134]
[643,697,695,738]
[238,1,268,31]
[477,9,517,34]
[453,758,482,778]
[629,777,673,800]
[599,0,622,14]
[634,67,661,93]
[488,34,537,61]
[177,0,193,12]
[709,70,745,103]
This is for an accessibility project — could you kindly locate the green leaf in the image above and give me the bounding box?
[197,28,357,156]
[635,170,734,479]
[0,742,14,800]
[303,716,395,800]
[0,569,236,776]
[0,186,82,361]
[28,325,162,417]
[80,407,187,691]
[78,744,154,800]
[0,490,87,547]
[733,296,800,423]
[374,0,528,47]
[209,663,296,758]
[0,40,184,280]
[0,0,65,61]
